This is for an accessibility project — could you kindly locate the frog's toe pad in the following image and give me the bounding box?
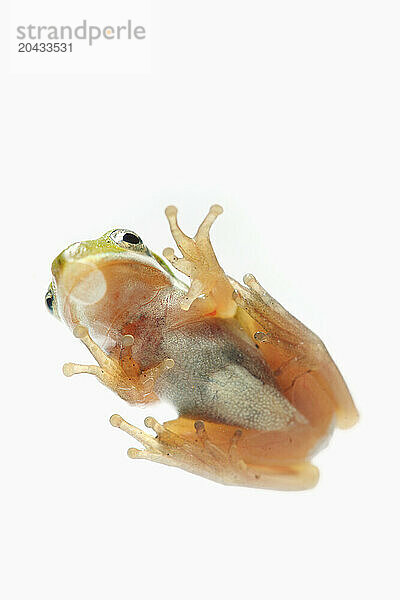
[72,325,89,339]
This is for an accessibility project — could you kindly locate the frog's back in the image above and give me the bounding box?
[149,317,307,432]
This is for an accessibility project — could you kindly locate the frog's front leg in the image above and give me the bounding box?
[63,325,174,404]
[162,205,236,318]
[110,414,319,491]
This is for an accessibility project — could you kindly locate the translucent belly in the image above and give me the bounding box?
[151,318,307,431]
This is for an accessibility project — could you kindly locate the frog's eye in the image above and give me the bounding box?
[45,290,54,312]
[109,229,143,247]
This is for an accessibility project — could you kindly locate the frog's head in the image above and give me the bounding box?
[46,229,175,340]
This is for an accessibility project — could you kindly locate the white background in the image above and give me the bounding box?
[2,1,399,599]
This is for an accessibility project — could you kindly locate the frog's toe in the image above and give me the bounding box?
[110,414,162,453]
[162,247,193,277]
[194,204,223,239]
[72,324,89,339]
[62,362,103,377]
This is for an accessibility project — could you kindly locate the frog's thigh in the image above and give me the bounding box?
[162,417,319,491]
[232,274,358,429]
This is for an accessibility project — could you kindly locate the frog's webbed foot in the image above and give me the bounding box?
[63,325,174,404]
[162,205,236,318]
[110,414,319,490]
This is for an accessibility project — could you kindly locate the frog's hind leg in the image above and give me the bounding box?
[232,273,358,429]
[162,205,236,318]
[110,414,319,491]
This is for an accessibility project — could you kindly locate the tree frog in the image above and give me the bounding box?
[46,206,358,490]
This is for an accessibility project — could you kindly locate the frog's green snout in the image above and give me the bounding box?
[51,253,65,279]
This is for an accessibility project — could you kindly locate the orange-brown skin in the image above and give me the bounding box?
[161,306,338,468]
[48,207,358,490]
